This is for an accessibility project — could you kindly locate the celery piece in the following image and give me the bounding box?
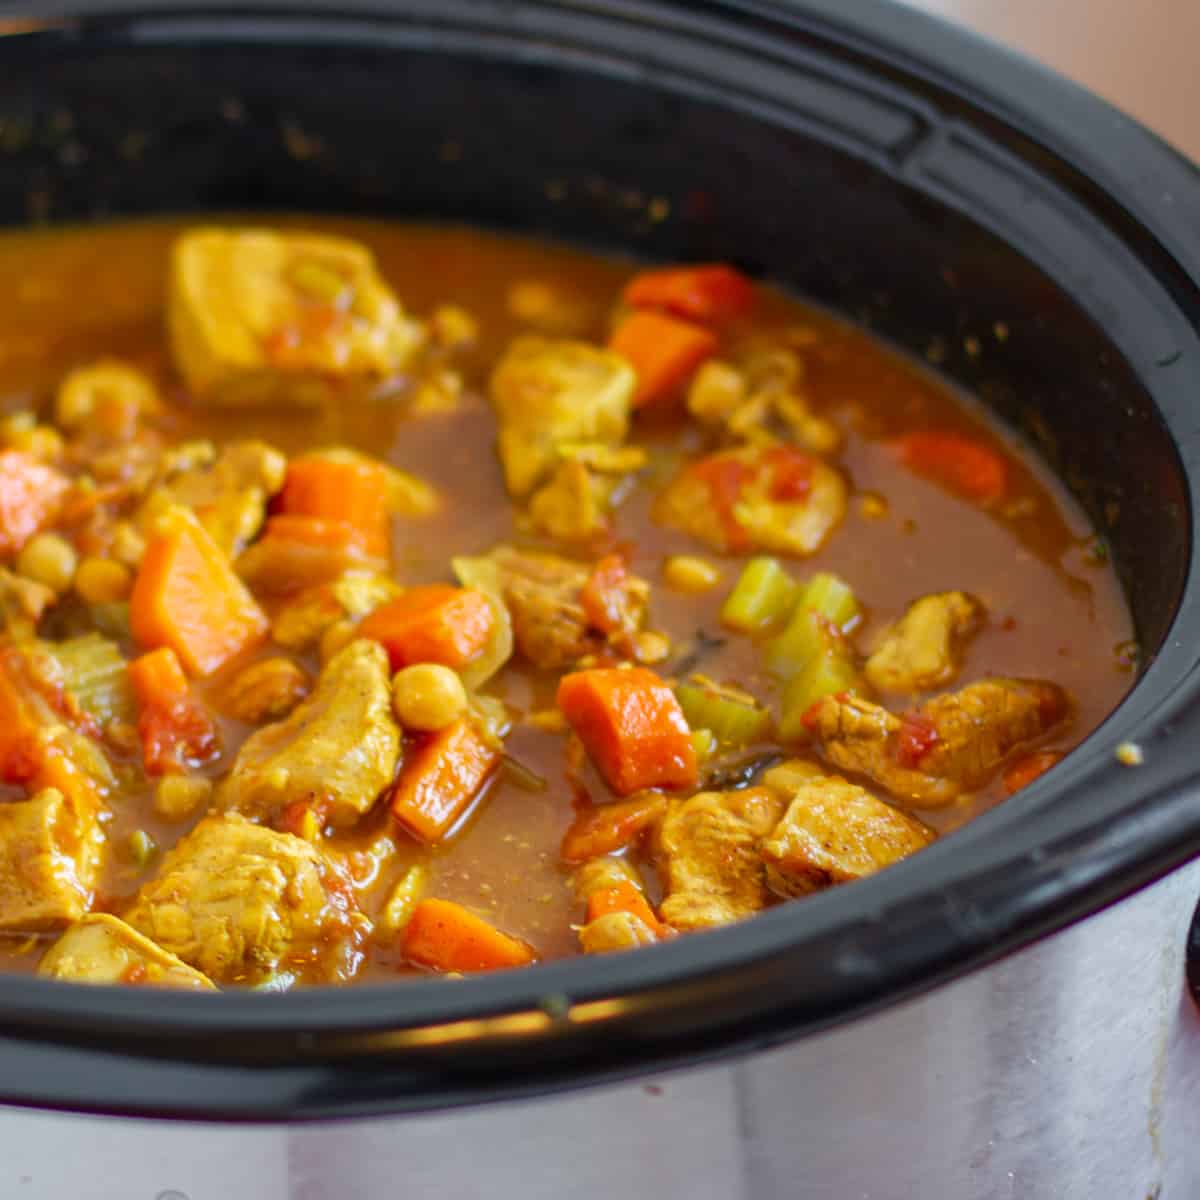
[49,632,136,727]
[676,680,773,747]
[720,557,799,634]
[778,653,861,742]
[798,572,859,631]
[764,606,836,680]
[691,728,718,761]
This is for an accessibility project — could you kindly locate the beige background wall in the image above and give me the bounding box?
[906,0,1200,162]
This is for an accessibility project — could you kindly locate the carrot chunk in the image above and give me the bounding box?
[0,450,70,557]
[276,455,391,559]
[586,880,667,937]
[390,717,499,843]
[557,667,697,796]
[1002,750,1064,796]
[402,898,536,973]
[130,508,268,676]
[128,647,219,776]
[892,432,1008,504]
[624,264,754,324]
[560,792,668,863]
[608,310,717,409]
[360,585,495,671]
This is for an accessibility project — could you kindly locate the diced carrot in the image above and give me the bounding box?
[557,667,697,796]
[127,647,219,776]
[580,554,630,636]
[390,717,499,843]
[276,455,391,560]
[560,792,668,862]
[402,897,536,973]
[0,450,70,557]
[892,432,1008,504]
[608,310,718,409]
[586,880,667,937]
[0,645,101,807]
[624,264,754,324]
[1003,751,1064,796]
[360,585,495,671]
[130,508,268,677]
[235,515,386,595]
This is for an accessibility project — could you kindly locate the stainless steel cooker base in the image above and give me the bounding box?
[6,859,1196,1199]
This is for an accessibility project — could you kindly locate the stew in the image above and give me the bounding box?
[0,218,1134,989]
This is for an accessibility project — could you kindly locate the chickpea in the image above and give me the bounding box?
[391,663,468,732]
[16,533,77,594]
[74,556,133,604]
[154,774,214,822]
[663,555,721,594]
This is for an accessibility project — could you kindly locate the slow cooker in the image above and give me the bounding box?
[1,1,1199,1196]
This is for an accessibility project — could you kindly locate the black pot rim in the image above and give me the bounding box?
[2,0,1200,1121]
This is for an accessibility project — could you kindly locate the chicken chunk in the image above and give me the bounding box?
[0,787,105,932]
[489,336,634,497]
[37,913,216,990]
[658,787,786,931]
[654,443,846,556]
[579,910,657,954]
[486,546,647,671]
[528,459,614,541]
[147,439,287,557]
[124,813,363,984]
[864,591,984,694]
[0,567,55,637]
[168,228,424,406]
[216,639,400,828]
[760,774,935,897]
[805,677,1070,806]
[271,572,400,651]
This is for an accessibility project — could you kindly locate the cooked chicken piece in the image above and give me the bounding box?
[216,639,400,828]
[760,774,935,897]
[37,913,216,990]
[271,572,400,651]
[579,910,657,954]
[146,439,287,556]
[220,656,310,724]
[168,228,424,406]
[0,787,105,932]
[572,855,643,903]
[864,592,984,694]
[489,336,634,497]
[0,567,55,636]
[528,459,614,541]
[805,677,1070,806]
[124,813,363,984]
[654,443,846,556]
[487,546,647,671]
[658,787,786,931]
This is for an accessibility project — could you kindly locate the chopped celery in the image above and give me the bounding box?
[691,728,717,761]
[798,572,859,631]
[764,607,837,680]
[451,554,514,691]
[676,679,773,747]
[720,557,799,634]
[377,864,429,939]
[778,653,861,741]
[49,632,135,727]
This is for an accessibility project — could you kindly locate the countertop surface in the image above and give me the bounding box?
[908,0,1200,163]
